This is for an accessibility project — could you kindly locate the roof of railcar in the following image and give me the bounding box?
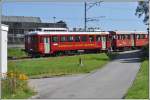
[112,31,148,34]
[26,31,110,35]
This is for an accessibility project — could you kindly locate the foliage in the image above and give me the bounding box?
[135,1,149,24]
[1,63,35,99]
[125,59,149,99]
[142,44,149,58]
[8,53,110,78]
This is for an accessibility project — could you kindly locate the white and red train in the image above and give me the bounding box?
[25,28,148,56]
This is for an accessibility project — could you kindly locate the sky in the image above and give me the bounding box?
[2,2,147,31]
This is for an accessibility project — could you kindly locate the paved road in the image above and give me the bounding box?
[29,50,142,99]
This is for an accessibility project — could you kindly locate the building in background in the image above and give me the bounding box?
[2,15,67,44]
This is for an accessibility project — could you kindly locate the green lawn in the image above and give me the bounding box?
[125,59,149,99]
[8,53,109,78]
[8,48,28,58]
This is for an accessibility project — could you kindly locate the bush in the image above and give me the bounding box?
[142,44,149,58]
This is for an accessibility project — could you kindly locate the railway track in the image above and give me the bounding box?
[8,49,141,61]
[8,56,32,60]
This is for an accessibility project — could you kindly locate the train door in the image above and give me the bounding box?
[44,37,50,54]
[101,36,106,50]
[131,34,135,46]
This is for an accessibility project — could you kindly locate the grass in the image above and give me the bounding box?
[1,77,35,99]
[8,53,110,78]
[125,59,149,99]
[8,48,28,58]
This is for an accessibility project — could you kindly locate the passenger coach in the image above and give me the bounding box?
[109,31,148,50]
[25,28,111,56]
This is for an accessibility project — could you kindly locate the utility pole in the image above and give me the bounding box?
[84,2,87,32]
[53,16,56,28]
[147,23,149,34]
[84,1,103,32]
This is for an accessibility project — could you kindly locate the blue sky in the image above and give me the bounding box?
[2,2,147,31]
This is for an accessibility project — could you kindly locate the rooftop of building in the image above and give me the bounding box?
[2,15,42,23]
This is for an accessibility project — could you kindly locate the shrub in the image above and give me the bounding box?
[142,44,149,58]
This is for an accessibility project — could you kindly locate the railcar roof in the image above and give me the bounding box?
[114,31,148,34]
[26,31,110,35]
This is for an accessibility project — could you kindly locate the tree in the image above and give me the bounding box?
[135,1,149,24]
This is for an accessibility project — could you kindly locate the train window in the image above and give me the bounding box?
[122,35,125,40]
[60,36,67,42]
[81,36,87,42]
[127,35,130,39]
[52,36,58,42]
[89,36,95,42]
[125,35,128,39]
[145,34,148,38]
[75,35,80,42]
[96,35,101,41]
[67,36,74,42]
[140,34,145,39]
[118,35,121,40]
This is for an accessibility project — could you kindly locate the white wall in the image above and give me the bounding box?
[0,24,8,77]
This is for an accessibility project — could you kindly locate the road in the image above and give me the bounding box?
[29,50,142,99]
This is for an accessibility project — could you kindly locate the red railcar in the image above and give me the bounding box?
[25,28,111,56]
[134,32,148,47]
[109,31,148,50]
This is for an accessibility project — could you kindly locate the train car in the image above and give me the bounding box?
[134,31,148,48]
[25,28,111,56]
[109,31,148,50]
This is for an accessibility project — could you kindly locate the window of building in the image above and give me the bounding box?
[75,35,80,42]
[81,36,87,42]
[60,36,67,42]
[89,36,95,42]
[67,36,74,42]
[52,36,58,42]
[96,35,101,41]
